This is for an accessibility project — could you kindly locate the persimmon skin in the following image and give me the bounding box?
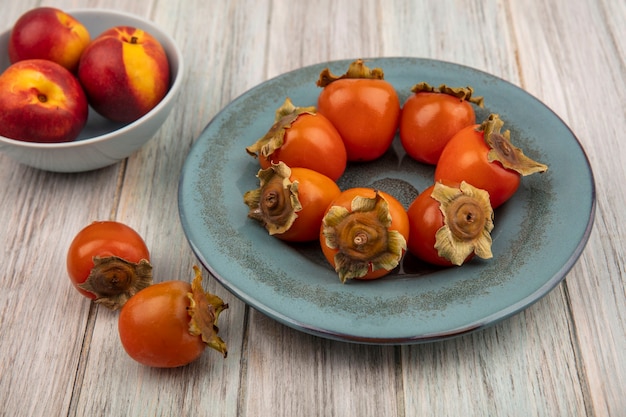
[259,113,347,181]
[275,167,341,242]
[317,79,401,162]
[118,281,204,368]
[66,221,150,299]
[319,188,409,280]
[406,184,460,267]
[435,125,521,209]
[400,92,477,165]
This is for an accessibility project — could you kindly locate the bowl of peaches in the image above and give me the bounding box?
[0,7,183,172]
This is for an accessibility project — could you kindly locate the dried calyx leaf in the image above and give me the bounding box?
[187,265,228,357]
[316,59,385,88]
[79,255,152,310]
[431,181,494,266]
[322,191,407,283]
[246,97,316,159]
[480,114,548,176]
[243,161,302,235]
[411,82,485,107]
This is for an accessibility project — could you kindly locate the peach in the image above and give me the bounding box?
[77,26,170,123]
[0,59,89,143]
[8,7,91,73]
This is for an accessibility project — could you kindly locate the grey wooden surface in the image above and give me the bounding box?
[0,1,624,416]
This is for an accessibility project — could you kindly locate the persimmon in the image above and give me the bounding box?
[316,59,400,162]
[320,188,409,282]
[246,98,347,181]
[66,221,152,310]
[406,181,494,267]
[400,82,484,165]
[244,162,341,242]
[118,266,228,368]
[435,114,548,208]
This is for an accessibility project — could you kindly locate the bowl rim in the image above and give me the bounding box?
[0,8,184,149]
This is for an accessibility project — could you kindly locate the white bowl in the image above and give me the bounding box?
[0,9,184,172]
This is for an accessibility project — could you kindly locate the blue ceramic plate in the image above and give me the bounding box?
[178,58,595,344]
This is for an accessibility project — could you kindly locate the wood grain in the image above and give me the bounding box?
[507,0,626,415]
[0,0,623,416]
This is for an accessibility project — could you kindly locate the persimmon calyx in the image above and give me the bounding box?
[322,191,407,283]
[243,161,301,235]
[316,59,385,88]
[480,113,548,176]
[246,97,316,159]
[78,255,153,310]
[410,82,485,107]
[432,181,494,266]
[187,265,229,358]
